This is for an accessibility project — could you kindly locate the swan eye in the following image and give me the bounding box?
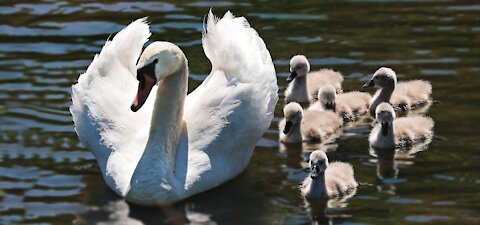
[136,59,159,85]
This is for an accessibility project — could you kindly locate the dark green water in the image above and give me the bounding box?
[1,0,479,224]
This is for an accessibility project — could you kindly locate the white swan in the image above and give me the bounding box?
[70,11,278,205]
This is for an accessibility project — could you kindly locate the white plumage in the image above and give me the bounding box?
[70,11,278,205]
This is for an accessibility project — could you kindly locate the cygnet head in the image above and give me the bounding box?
[282,102,303,134]
[309,150,329,179]
[318,84,337,112]
[375,103,396,136]
[287,55,310,82]
[363,67,397,89]
[132,41,187,112]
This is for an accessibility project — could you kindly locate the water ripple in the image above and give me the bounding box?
[248,13,327,21]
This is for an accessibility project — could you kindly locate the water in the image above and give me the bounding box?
[1,0,479,224]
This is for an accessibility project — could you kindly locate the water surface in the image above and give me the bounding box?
[1,0,479,224]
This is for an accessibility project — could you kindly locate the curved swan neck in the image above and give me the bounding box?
[146,58,188,170]
[379,86,394,103]
[371,87,394,115]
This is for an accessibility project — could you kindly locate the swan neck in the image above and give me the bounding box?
[292,76,307,92]
[146,59,188,170]
[290,123,303,142]
[379,86,394,102]
[379,123,395,149]
[310,173,327,196]
[371,87,394,116]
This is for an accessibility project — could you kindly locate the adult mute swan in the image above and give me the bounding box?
[70,11,278,206]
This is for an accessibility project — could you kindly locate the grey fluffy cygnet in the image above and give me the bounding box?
[301,150,358,198]
[285,55,344,103]
[363,67,432,116]
[369,103,434,149]
[279,103,343,143]
[309,84,372,121]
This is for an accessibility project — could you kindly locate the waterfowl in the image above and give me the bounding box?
[369,103,434,149]
[301,150,358,198]
[279,103,342,143]
[309,84,372,121]
[363,67,432,116]
[70,12,278,205]
[285,55,343,103]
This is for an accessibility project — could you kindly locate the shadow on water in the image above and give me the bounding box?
[76,171,274,225]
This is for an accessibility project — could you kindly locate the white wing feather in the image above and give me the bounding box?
[182,11,278,192]
[70,18,153,195]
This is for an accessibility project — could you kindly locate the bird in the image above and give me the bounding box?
[363,67,432,116]
[279,102,342,143]
[284,55,343,104]
[70,11,278,206]
[301,150,358,198]
[309,84,372,121]
[369,103,434,149]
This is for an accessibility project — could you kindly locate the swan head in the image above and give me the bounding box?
[287,55,310,82]
[363,67,397,89]
[309,150,329,179]
[318,84,337,112]
[131,41,186,112]
[282,102,303,134]
[375,103,396,136]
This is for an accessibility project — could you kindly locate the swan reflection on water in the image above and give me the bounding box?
[278,142,357,225]
[369,138,432,194]
[300,185,357,225]
[75,171,273,225]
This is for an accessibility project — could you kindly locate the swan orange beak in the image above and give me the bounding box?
[131,74,156,112]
